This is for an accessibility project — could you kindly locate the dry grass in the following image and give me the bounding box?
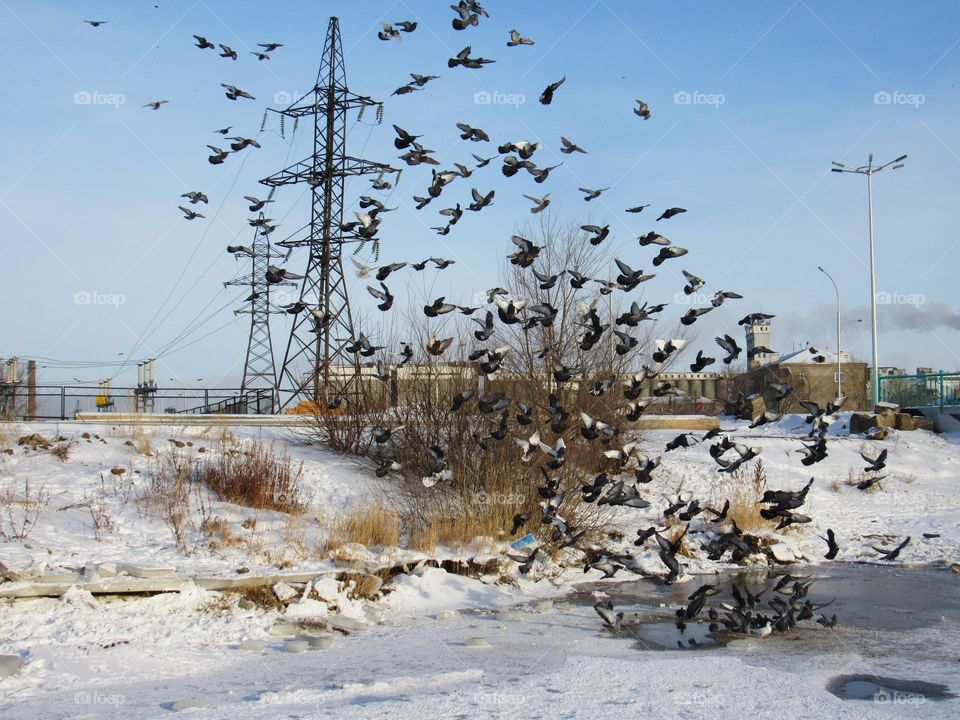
[200,515,244,550]
[721,460,777,533]
[329,505,400,550]
[196,440,303,513]
[50,443,70,462]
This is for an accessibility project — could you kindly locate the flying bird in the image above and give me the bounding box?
[579,186,610,202]
[560,136,587,154]
[634,99,651,119]
[539,76,566,105]
[507,29,534,46]
[143,100,168,110]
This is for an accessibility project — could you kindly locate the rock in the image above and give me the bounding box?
[238,639,265,651]
[768,543,797,563]
[81,432,91,439]
[17,434,51,449]
[268,622,302,637]
[741,395,766,421]
[895,413,915,431]
[0,655,24,677]
[311,577,340,602]
[272,581,298,603]
[875,410,897,429]
[282,640,309,653]
[914,416,937,432]
[124,440,134,447]
[850,413,878,434]
[875,401,900,414]
[238,598,255,610]
[866,426,890,441]
[236,566,249,574]
[465,637,491,648]
[109,467,126,475]
[347,572,383,599]
[950,563,960,574]
[327,615,365,634]
[171,698,214,711]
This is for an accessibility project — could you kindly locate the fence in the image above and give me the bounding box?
[878,372,960,408]
[0,385,274,420]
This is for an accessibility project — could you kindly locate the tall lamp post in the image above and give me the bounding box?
[831,153,907,406]
[817,266,842,398]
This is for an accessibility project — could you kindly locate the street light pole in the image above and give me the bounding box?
[831,153,906,407]
[818,266,842,398]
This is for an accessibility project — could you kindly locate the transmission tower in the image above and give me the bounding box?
[261,16,398,411]
[225,191,293,412]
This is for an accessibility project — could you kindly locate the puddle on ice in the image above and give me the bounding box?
[826,674,956,703]
[631,619,722,650]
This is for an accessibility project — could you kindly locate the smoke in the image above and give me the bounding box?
[880,301,960,332]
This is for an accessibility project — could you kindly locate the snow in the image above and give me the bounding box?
[1,416,959,718]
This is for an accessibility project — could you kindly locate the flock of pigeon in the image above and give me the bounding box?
[95,4,912,638]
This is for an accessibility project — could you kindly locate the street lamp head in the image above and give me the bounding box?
[894,154,907,163]
[831,161,846,168]
[891,163,904,170]
[830,168,844,173]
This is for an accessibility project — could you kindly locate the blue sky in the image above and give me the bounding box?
[2,0,958,387]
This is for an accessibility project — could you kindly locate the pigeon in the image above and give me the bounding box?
[180,191,208,204]
[715,334,742,364]
[193,35,215,49]
[207,146,229,164]
[366,282,394,311]
[657,207,687,221]
[143,100,168,110]
[634,99,651,119]
[821,529,839,560]
[626,204,651,213]
[873,536,910,561]
[560,136,587,154]
[448,46,495,69]
[178,205,204,220]
[861,447,888,473]
[579,187,610,201]
[410,73,440,86]
[581,224,610,245]
[258,42,283,52]
[690,350,715,372]
[221,83,254,100]
[250,51,271,61]
[638,231,670,246]
[243,195,273,212]
[456,122,490,142]
[507,29,534,46]
[426,334,454,356]
[539,76,566,105]
[218,43,238,60]
[84,20,108,27]
[652,246,688,266]
[468,188,495,211]
[523,193,551,214]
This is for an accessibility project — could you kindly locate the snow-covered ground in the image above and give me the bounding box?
[1,416,958,718]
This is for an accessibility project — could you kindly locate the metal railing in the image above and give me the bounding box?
[0,385,275,420]
[878,372,960,408]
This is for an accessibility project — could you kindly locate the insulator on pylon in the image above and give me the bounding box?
[293,117,299,136]
[260,109,268,132]
[280,115,286,139]
[375,103,384,125]
[373,240,381,262]
[357,104,366,122]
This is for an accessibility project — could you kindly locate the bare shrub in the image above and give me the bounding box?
[144,447,193,549]
[0,477,49,541]
[195,440,303,513]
